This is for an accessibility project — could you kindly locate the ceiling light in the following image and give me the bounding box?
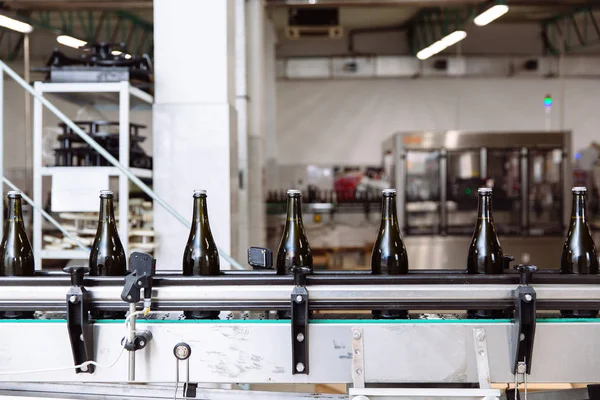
[56,35,87,49]
[474,4,509,27]
[416,30,467,60]
[0,14,33,33]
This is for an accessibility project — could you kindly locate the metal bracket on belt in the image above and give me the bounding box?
[290,266,311,375]
[64,266,94,374]
[512,264,538,376]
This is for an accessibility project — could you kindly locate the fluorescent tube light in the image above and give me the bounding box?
[416,30,467,60]
[474,4,509,27]
[56,35,87,49]
[0,14,33,33]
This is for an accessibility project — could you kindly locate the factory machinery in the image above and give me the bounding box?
[0,256,600,399]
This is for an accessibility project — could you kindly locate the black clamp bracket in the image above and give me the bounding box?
[512,264,538,376]
[120,252,156,352]
[121,252,155,305]
[290,266,311,375]
[64,266,94,374]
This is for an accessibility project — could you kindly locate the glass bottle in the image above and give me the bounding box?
[183,190,220,319]
[89,190,126,319]
[0,191,34,319]
[560,187,599,318]
[371,189,408,319]
[466,187,505,318]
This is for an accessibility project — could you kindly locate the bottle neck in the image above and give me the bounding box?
[380,195,398,226]
[571,193,587,221]
[99,197,116,223]
[7,198,23,223]
[286,196,302,223]
[477,194,493,220]
[192,196,210,227]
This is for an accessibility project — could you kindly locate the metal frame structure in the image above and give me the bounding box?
[543,7,600,55]
[32,81,153,268]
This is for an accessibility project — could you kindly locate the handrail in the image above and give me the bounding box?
[0,60,246,270]
[3,177,89,253]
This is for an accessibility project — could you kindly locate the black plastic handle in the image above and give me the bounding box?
[515,264,538,285]
[63,266,90,286]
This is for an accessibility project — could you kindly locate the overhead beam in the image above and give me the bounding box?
[0,1,152,11]
[543,7,600,54]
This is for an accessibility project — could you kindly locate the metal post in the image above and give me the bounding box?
[128,303,136,382]
[24,34,31,195]
[0,61,245,270]
[118,81,130,256]
[32,81,43,270]
[0,69,3,241]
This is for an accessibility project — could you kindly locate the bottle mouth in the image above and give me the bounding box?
[572,186,587,194]
[478,187,493,195]
[287,189,302,197]
[100,190,114,198]
[193,190,207,198]
[382,188,397,196]
[7,190,22,199]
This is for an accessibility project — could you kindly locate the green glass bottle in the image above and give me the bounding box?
[276,190,312,319]
[466,187,504,319]
[89,190,126,319]
[560,187,599,318]
[371,189,409,319]
[183,190,220,319]
[0,191,34,319]
[276,189,313,275]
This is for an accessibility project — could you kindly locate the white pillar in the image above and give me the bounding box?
[236,0,250,264]
[264,18,279,191]
[153,0,238,270]
[246,0,266,247]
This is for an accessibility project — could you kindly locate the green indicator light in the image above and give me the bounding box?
[465,188,472,195]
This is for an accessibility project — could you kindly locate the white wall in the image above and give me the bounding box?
[276,78,600,165]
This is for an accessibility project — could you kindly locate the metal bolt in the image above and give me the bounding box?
[127,295,132,300]
[296,333,305,342]
[352,331,361,340]
[517,363,527,374]
[137,281,142,286]
[478,350,485,356]
[69,295,78,304]
[295,295,303,303]
[520,333,525,341]
[175,345,190,360]
[80,365,88,372]
[524,294,532,302]
[354,349,360,355]
[139,341,145,347]
[476,331,485,341]
[296,362,305,373]
[356,368,363,375]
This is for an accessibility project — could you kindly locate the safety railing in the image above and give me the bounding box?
[0,60,245,270]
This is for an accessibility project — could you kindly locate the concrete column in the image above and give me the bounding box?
[235,0,250,265]
[264,18,279,191]
[153,0,238,269]
[246,0,266,247]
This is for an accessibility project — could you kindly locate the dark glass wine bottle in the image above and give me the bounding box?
[276,189,313,275]
[183,190,220,320]
[0,191,34,319]
[560,187,599,318]
[276,189,312,319]
[89,190,127,319]
[466,187,505,319]
[371,189,408,319]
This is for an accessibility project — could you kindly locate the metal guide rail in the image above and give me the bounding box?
[1,256,600,399]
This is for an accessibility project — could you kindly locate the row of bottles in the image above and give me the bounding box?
[0,185,597,320]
